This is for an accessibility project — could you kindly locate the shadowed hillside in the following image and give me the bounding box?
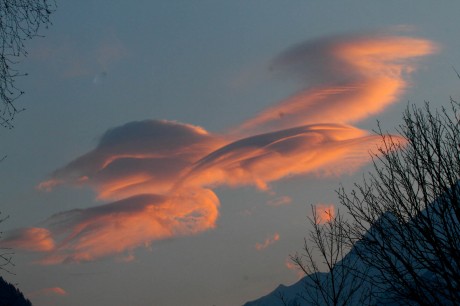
[0,277,32,306]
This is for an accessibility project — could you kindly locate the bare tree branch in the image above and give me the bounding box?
[290,207,371,306]
[0,0,56,128]
[340,100,460,305]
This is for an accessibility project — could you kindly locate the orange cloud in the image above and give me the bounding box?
[181,124,388,190]
[285,257,304,279]
[233,35,437,136]
[255,233,280,251]
[41,287,67,296]
[37,188,219,264]
[29,287,68,298]
[2,32,436,264]
[1,228,55,252]
[314,204,335,224]
[39,120,224,200]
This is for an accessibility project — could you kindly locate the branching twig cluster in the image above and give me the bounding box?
[0,213,14,274]
[0,0,56,128]
[290,208,371,306]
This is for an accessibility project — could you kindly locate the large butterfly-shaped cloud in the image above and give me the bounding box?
[1,33,437,263]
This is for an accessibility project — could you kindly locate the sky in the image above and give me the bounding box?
[0,1,459,306]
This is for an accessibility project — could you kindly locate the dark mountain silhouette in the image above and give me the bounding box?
[0,277,32,306]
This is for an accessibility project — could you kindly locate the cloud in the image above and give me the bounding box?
[285,257,304,279]
[39,120,224,200]
[266,196,292,207]
[233,35,437,136]
[2,32,436,263]
[40,287,67,296]
[255,233,280,251]
[181,123,389,191]
[314,204,335,224]
[37,189,219,264]
[29,287,68,298]
[1,228,55,252]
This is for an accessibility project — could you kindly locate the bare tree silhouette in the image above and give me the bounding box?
[340,100,460,305]
[289,207,371,306]
[0,1,55,275]
[287,99,460,306]
[0,0,55,128]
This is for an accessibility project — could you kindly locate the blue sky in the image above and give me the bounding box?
[0,1,459,305]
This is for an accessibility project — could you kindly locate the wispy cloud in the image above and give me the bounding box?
[255,233,280,251]
[233,34,437,136]
[43,287,67,296]
[1,228,55,252]
[285,257,304,279]
[36,190,218,264]
[29,286,68,297]
[1,32,437,263]
[266,196,292,207]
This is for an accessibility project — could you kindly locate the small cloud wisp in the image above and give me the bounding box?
[255,233,280,251]
[314,204,336,224]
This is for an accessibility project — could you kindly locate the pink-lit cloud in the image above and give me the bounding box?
[38,120,224,200]
[29,287,68,299]
[314,204,336,224]
[38,189,219,264]
[181,123,387,191]
[233,35,437,136]
[255,233,280,251]
[1,228,55,252]
[285,257,304,279]
[1,32,437,263]
[39,287,67,296]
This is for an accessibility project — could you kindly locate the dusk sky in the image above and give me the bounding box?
[1,1,460,306]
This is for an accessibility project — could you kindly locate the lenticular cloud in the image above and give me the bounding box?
[1,33,437,263]
[181,124,384,190]
[233,34,437,136]
[38,120,224,200]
